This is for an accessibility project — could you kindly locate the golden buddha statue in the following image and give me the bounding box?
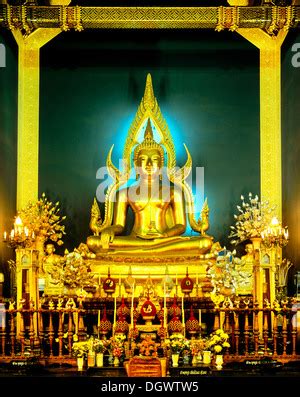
[87,74,217,259]
[241,243,255,264]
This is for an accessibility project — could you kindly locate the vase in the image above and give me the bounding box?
[171,353,180,367]
[192,354,198,366]
[108,354,114,365]
[87,351,95,367]
[196,352,203,364]
[183,354,190,365]
[113,356,120,367]
[202,350,211,365]
[77,356,84,371]
[215,354,223,370]
[96,352,104,367]
[34,235,45,253]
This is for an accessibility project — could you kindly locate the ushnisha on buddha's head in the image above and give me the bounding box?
[133,119,165,180]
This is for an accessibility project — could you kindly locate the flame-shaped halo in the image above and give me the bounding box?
[168,143,192,182]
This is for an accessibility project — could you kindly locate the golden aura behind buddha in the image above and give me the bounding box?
[86,74,220,261]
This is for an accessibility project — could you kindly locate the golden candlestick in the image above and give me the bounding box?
[3,216,35,249]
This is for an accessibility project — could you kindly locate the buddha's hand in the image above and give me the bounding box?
[138,231,168,239]
[101,226,115,249]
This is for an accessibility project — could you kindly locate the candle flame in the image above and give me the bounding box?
[15,216,23,226]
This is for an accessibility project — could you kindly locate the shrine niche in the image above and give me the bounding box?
[1,0,300,384]
[80,73,222,293]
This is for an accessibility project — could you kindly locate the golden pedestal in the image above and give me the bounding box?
[90,253,215,298]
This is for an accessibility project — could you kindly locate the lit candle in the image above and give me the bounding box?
[131,281,135,328]
[196,273,198,285]
[182,296,185,325]
[75,312,78,335]
[119,274,122,297]
[10,230,14,239]
[182,296,185,337]
[98,309,101,327]
[113,295,117,335]
[199,309,202,330]
[3,231,7,241]
[163,282,167,328]
[14,216,23,235]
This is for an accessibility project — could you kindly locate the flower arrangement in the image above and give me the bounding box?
[72,340,90,358]
[138,335,158,357]
[190,338,207,357]
[92,338,107,353]
[208,249,242,297]
[19,193,66,245]
[61,251,96,291]
[229,193,275,245]
[207,329,230,354]
[107,334,126,358]
[165,333,186,354]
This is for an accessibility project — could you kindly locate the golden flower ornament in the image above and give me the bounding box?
[229,193,275,245]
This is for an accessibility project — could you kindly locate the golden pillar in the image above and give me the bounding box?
[12,28,62,210]
[237,28,287,221]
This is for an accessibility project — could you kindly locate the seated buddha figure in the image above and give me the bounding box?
[87,119,215,258]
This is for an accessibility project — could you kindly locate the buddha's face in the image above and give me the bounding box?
[245,244,254,254]
[136,148,162,178]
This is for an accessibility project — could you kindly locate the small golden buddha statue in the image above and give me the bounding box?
[42,244,63,275]
[42,243,64,292]
[241,243,254,264]
[87,120,214,257]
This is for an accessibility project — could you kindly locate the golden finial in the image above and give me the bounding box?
[9,300,15,310]
[143,73,155,110]
[144,118,154,140]
[49,299,55,310]
[57,298,64,310]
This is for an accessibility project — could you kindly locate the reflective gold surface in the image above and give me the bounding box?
[87,75,217,259]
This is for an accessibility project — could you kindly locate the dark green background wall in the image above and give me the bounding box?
[0,30,17,296]
[1,26,299,294]
[40,29,260,253]
[282,30,300,286]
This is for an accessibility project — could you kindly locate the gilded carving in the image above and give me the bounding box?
[1,5,300,31]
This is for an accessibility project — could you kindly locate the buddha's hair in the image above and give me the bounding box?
[133,119,165,165]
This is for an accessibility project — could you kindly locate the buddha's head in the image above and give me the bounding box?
[245,243,254,255]
[133,119,164,179]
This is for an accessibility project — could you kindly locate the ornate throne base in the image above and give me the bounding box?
[89,253,216,298]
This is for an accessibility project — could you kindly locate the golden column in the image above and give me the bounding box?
[12,28,62,210]
[237,28,287,221]
[11,0,71,210]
